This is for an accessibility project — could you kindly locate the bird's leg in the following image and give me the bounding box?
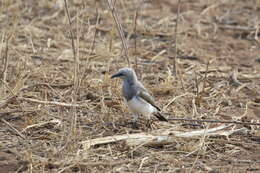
[132,114,139,122]
[130,114,140,129]
[145,119,153,129]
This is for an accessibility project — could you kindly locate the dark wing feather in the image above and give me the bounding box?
[153,112,168,122]
[135,81,168,122]
[135,81,161,111]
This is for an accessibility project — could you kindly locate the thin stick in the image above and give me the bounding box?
[168,117,260,126]
[173,0,181,76]
[64,0,80,138]
[106,0,130,66]
[19,97,88,108]
[63,0,76,59]
[1,118,26,139]
[64,0,80,96]
[134,9,138,70]
[1,33,10,97]
[89,8,100,55]
[74,11,80,94]
[254,22,259,42]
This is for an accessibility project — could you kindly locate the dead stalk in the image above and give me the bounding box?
[1,34,10,95]
[89,8,100,55]
[134,9,138,70]
[64,0,80,138]
[168,117,260,126]
[106,0,130,66]
[173,0,181,76]
[64,0,76,59]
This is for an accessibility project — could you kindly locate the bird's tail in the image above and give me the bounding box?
[153,112,168,122]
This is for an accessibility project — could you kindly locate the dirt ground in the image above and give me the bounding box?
[1,0,260,172]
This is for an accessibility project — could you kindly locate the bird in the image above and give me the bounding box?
[111,67,168,123]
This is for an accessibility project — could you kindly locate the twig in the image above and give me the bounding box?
[173,0,181,76]
[63,0,76,59]
[0,34,9,80]
[133,9,138,70]
[19,97,89,107]
[0,33,11,97]
[1,118,26,139]
[168,117,260,126]
[64,0,80,94]
[254,23,259,42]
[106,0,130,66]
[89,8,100,55]
[74,11,80,93]
[64,0,80,138]
[163,92,190,111]
[21,119,61,133]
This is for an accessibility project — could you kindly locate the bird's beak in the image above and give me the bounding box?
[111,72,122,79]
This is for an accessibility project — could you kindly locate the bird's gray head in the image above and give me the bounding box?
[111,67,137,82]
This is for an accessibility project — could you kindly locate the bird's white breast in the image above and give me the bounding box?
[127,96,157,118]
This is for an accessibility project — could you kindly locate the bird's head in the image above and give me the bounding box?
[111,67,137,82]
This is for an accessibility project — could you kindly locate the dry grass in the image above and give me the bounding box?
[1,0,260,172]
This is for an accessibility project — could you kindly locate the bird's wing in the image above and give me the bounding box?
[153,112,168,122]
[135,82,161,111]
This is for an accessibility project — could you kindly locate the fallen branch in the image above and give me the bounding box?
[80,124,241,148]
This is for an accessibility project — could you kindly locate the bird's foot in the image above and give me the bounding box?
[130,115,140,129]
